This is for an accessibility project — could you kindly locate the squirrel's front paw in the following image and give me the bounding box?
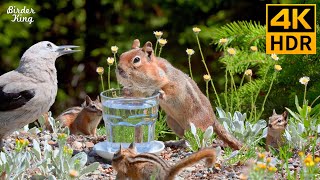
[159,90,166,100]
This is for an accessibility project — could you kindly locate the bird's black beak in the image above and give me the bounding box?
[56,45,80,56]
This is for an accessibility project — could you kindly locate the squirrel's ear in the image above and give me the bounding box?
[282,111,288,120]
[96,96,100,102]
[85,95,92,106]
[128,142,136,150]
[272,109,277,115]
[142,41,153,58]
[132,39,140,49]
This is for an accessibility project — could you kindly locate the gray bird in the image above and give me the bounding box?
[0,41,79,148]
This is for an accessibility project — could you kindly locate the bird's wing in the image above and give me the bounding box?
[0,71,36,111]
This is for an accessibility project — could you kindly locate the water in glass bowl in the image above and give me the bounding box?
[102,98,159,144]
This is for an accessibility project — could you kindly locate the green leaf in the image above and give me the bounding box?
[32,139,41,159]
[285,107,302,122]
[71,152,87,168]
[80,162,99,176]
[295,95,302,113]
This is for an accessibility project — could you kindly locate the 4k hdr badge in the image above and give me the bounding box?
[266,4,316,54]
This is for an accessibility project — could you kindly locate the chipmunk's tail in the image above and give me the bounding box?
[167,148,216,180]
[212,118,243,150]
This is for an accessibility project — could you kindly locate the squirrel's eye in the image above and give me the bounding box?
[47,43,52,48]
[133,56,140,64]
[91,105,96,109]
[277,119,282,123]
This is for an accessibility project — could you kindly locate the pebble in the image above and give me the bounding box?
[72,141,83,149]
[43,134,51,140]
[85,142,94,148]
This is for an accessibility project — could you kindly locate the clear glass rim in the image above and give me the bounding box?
[100,88,160,101]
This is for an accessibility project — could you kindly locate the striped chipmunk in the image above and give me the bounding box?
[52,95,102,136]
[266,110,288,151]
[112,142,216,180]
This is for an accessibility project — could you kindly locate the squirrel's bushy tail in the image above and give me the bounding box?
[167,148,216,180]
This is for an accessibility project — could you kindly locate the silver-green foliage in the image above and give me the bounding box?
[216,107,267,145]
[0,115,99,179]
[185,122,214,152]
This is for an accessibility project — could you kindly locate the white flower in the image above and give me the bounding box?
[244,69,252,76]
[186,48,195,56]
[299,76,310,85]
[111,46,118,54]
[271,53,279,61]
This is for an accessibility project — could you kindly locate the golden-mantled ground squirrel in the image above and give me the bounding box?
[266,110,288,151]
[112,143,216,180]
[55,95,102,136]
[115,39,243,150]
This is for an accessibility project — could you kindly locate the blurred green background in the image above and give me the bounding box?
[0,0,318,118]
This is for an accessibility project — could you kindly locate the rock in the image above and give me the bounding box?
[43,134,51,140]
[48,140,56,146]
[85,142,94,148]
[72,141,83,149]
[88,149,97,157]
[88,156,96,163]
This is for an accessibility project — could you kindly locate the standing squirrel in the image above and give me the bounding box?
[55,95,102,136]
[116,39,242,150]
[112,142,216,180]
[265,110,288,151]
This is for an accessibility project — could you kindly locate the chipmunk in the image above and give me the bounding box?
[56,95,102,136]
[112,143,216,180]
[115,39,243,150]
[265,110,288,151]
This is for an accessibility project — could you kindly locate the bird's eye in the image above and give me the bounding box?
[47,43,52,48]
[133,56,140,64]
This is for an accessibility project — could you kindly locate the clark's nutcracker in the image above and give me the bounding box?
[0,41,79,148]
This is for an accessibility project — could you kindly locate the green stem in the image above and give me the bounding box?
[188,56,194,80]
[303,84,307,105]
[108,65,111,89]
[158,46,163,57]
[224,69,229,112]
[206,81,209,99]
[239,64,250,87]
[155,40,159,56]
[258,72,277,119]
[100,75,105,92]
[114,53,120,88]
[249,76,254,121]
[229,70,240,111]
[195,34,221,107]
